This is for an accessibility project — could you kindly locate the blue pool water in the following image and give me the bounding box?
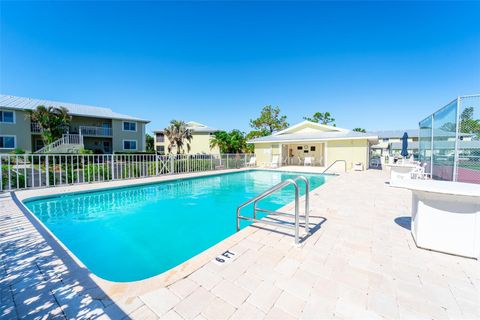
[25,170,328,282]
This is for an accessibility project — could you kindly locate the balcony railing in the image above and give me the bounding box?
[79,126,112,137]
[31,122,69,134]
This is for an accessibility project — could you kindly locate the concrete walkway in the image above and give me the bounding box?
[1,170,479,319]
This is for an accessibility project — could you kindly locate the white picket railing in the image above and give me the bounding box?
[0,153,255,192]
[35,134,84,154]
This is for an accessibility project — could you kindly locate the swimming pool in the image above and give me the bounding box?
[24,170,328,282]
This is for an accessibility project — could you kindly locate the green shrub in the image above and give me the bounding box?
[9,148,26,154]
[1,165,26,190]
[79,148,94,155]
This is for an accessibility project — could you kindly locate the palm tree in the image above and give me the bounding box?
[210,131,230,153]
[352,128,366,133]
[29,105,71,145]
[163,120,193,154]
[210,130,247,153]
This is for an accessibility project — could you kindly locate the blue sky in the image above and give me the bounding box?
[1,1,479,134]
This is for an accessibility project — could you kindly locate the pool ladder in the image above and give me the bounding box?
[236,176,310,245]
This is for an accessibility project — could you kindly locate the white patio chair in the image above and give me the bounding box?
[304,156,313,166]
[246,156,256,167]
[411,163,431,180]
[267,155,280,168]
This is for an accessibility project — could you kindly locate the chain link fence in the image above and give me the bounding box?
[418,94,480,184]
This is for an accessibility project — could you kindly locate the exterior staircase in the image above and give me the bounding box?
[35,134,84,154]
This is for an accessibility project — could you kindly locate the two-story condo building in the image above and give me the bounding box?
[154,121,220,154]
[0,95,149,153]
[370,129,419,158]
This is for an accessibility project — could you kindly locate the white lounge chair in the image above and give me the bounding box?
[246,156,256,167]
[264,155,280,168]
[304,156,313,166]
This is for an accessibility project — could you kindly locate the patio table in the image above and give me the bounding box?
[391,179,480,259]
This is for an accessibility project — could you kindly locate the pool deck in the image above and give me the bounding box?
[1,168,479,319]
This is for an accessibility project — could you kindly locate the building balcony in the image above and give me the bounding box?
[79,126,112,137]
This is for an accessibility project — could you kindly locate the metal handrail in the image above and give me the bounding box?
[322,159,347,174]
[236,176,310,244]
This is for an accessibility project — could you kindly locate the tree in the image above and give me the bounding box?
[210,130,248,153]
[304,112,335,126]
[163,120,193,154]
[249,105,289,135]
[209,131,230,153]
[460,107,480,139]
[352,128,366,133]
[28,105,71,145]
[145,133,154,152]
[228,130,248,153]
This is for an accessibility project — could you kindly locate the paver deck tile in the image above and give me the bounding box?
[139,288,180,317]
[1,169,479,319]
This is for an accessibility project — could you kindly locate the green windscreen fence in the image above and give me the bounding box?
[418,95,480,184]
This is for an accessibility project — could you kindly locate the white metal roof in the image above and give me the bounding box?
[154,121,219,133]
[248,130,378,143]
[370,129,419,139]
[0,94,149,122]
[248,120,378,143]
[272,120,349,136]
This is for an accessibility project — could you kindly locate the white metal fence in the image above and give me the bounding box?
[0,153,255,192]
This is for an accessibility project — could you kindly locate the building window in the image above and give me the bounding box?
[156,133,164,143]
[382,138,389,142]
[0,135,16,149]
[156,145,165,154]
[123,140,137,150]
[123,121,137,132]
[0,111,15,123]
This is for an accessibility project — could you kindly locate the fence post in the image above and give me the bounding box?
[210,155,213,170]
[187,155,190,173]
[226,154,229,169]
[453,96,461,182]
[46,155,49,187]
[111,154,115,180]
[170,155,174,175]
[155,154,159,176]
[244,154,247,167]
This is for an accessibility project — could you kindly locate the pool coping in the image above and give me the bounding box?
[12,167,331,300]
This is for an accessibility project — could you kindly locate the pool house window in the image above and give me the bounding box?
[0,110,15,123]
[123,121,137,132]
[0,135,16,149]
[123,140,137,150]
